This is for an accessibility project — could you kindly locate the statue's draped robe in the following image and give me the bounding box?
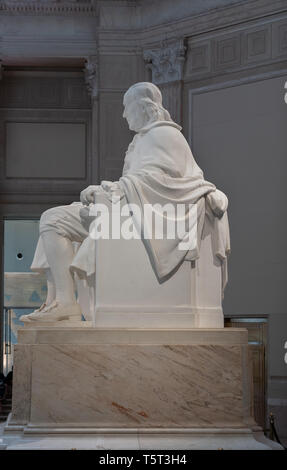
[71,121,230,291]
[32,120,230,292]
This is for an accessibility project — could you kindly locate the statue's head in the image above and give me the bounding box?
[123,82,173,132]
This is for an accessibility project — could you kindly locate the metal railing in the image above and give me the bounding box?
[266,413,286,449]
[3,308,12,376]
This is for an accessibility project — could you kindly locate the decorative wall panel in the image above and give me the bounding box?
[272,20,287,58]
[214,35,241,71]
[0,76,90,109]
[5,122,86,179]
[0,79,28,108]
[185,17,287,81]
[186,42,211,76]
[30,79,61,108]
[243,27,271,65]
[0,108,92,197]
[62,78,91,109]
[0,73,92,199]
[188,75,287,318]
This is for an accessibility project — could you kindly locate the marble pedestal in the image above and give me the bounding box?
[3,326,282,449]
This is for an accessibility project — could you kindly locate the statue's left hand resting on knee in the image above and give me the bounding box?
[21,81,230,323]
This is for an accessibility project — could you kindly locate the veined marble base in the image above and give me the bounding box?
[3,327,282,450]
[2,423,282,450]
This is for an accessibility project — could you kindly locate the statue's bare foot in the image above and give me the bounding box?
[20,301,81,323]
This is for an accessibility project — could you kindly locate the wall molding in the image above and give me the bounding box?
[0,75,91,109]
[4,120,88,180]
[1,1,287,59]
[0,1,98,17]
[187,67,287,146]
[185,15,287,82]
[0,108,92,197]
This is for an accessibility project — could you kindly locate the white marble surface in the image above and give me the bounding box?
[2,417,282,450]
[3,327,282,450]
[90,217,225,327]
[9,328,252,432]
[18,327,248,345]
[28,82,229,328]
[92,182,226,329]
[27,344,245,427]
[1,427,283,450]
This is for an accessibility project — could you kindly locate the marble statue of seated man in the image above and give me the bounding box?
[20,82,229,323]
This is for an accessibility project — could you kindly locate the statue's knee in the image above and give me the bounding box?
[40,207,61,233]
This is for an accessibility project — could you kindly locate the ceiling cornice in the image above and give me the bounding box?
[0,1,98,16]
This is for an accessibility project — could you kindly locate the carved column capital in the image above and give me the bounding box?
[84,56,98,100]
[143,39,186,124]
[143,38,186,85]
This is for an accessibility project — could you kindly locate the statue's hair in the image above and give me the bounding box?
[124,82,173,124]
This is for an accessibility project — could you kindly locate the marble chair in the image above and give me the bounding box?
[77,192,225,329]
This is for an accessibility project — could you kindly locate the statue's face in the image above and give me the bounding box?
[123,92,146,132]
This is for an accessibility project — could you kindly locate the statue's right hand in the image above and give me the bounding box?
[80,185,100,206]
[206,189,228,218]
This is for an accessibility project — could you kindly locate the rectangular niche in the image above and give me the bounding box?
[5,122,86,179]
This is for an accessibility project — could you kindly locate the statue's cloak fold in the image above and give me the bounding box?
[116,121,230,288]
[32,120,230,293]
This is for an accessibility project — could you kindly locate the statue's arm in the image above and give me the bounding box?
[80,185,101,205]
[80,181,124,206]
[100,180,125,202]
